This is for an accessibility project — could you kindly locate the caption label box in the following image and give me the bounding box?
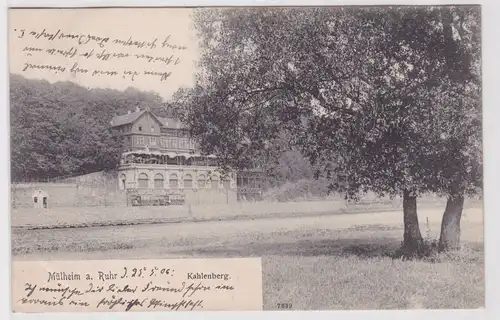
[12,258,263,312]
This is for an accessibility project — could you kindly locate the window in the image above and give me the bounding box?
[154,173,164,189]
[184,174,193,189]
[138,173,149,188]
[137,136,144,145]
[189,140,195,149]
[160,138,164,147]
[150,137,157,146]
[151,126,155,132]
[197,174,206,189]
[138,125,143,132]
[172,138,177,149]
[169,174,178,189]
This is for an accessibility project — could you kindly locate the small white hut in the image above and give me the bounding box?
[32,189,49,209]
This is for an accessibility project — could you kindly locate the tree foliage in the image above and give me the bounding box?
[176,6,481,200]
[174,6,481,254]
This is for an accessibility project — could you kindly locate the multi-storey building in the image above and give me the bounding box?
[111,106,197,154]
[110,106,264,205]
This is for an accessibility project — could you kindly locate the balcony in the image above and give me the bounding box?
[119,149,219,168]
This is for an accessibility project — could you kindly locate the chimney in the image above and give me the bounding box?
[127,111,131,114]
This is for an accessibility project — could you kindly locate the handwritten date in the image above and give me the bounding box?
[119,266,173,279]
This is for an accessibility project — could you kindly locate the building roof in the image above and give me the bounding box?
[110,110,146,127]
[110,109,186,129]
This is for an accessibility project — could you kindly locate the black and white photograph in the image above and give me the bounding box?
[9,5,483,311]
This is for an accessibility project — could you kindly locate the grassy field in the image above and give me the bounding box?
[11,196,474,230]
[12,206,484,310]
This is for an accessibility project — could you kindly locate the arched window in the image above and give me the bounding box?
[154,173,164,189]
[211,175,219,189]
[184,174,193,189]
[169,173,178,189]
[197,174,206,189]
[138,173,149,188]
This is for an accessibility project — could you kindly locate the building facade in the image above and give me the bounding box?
[110,107,262,205]
[111,106,197,154]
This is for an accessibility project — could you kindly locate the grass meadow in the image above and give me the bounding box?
[11,202,484,310]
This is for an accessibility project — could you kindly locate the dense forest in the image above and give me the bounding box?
[10,74,168,182]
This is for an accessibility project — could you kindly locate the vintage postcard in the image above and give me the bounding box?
[9,6,483,312]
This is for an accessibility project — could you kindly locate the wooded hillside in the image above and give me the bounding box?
[10,74,167,181]
[10,74,320,187]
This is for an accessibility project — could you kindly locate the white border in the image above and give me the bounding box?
[2,0,492,7]
[1,1,499,320]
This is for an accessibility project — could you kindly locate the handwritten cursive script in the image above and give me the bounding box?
[12,26,187,84]
[12,258,262,312]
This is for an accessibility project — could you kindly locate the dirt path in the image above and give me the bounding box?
[13,207,483,261]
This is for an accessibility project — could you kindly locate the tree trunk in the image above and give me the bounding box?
[438,193,464,251]
[402,190,423,256]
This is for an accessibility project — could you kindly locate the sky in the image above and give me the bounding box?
[8,8,201,100]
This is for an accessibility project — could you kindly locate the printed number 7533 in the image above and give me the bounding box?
[277,303,292,309]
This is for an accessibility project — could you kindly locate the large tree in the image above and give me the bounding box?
[300,6,482,253]
[423,7,482,251]
[174,6,481,255]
